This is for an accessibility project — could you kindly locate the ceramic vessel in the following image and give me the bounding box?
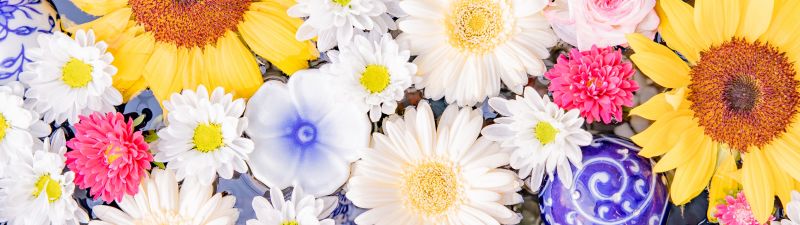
[539,136,669,225]
[0,0,58,84]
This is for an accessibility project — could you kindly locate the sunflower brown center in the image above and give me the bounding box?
[688,38,799,152]
[129,0,251,48]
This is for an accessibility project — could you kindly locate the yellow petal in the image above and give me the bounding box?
[670,138,716,205]
[656,0,707,64]
[767,158,795,210]
[693,0,739,46]
[653,126,706,172]
[206,31,263,99]
[625,33,679,58]
[707,150,740,223]
[742,149,776,224]
[70,7,132,44]
[142,43,180,104]
[238,7,318,75]
[630,52,691,88]
[630,92,673,120]
[70,0,127,16]
[765,138,800,183]
[737,0,773,41]
[111,32,155,101]
[633,110,693,157]
[759,0,800,49]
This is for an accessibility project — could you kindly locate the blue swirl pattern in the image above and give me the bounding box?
[0,0,56,81]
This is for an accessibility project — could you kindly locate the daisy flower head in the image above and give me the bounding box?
[626,0,800,222]
[346,101,524,224]
[715,192,774,225]
[0,82,50,168]
[773,191,800,225]
[65,112,152,203]
[155,85,254,185]
[544,45,639,124]
[20,29,122,125]
[398,0,557,106]
[70,0,318,105]
[481,86,592,191]
[288,0,400,52]
[89,169,239,225]
[323,32,416,122]
[0,134,89,225]
[245,69,370,197]
[247,186,337,225]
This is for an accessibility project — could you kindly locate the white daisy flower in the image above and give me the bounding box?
[245,69,370,197]
[0,134,89,225]
[323,33,416,122]
[346,101,523,224]
[288,0,401,52]
[481,87,592,191]
[155,85,255,186]
[247,186,337,225]
[89,169,239,225]
[0,82,50,169]
[397,0,557,106]
[20,29,122,125]
[774,191,800,225]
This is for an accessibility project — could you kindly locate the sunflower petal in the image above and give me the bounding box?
[630,92,673,120]
[142,43,180,104]
[112,32,155,101]
[742,149,776,224]
[766,138,800,183]
[737,0,773,41]
[633,110,693,157]
[694,0,739,46]
[70,7,132,44]
[653,126,706,173]
[630,52,691,88]
[767,157,795,209]
[70,0,127,16]
[656,0,707,64]
[207,32,263,99]
[670,138,716,205]
[707,149,739,223]
[239,6,318,75]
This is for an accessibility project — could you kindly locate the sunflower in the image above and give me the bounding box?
[626,0,800,223]
[69,0,319,103]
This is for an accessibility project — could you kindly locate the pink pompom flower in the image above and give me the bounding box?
[714,192,774,225]
[545,45,638,124]
[66,112,152,202]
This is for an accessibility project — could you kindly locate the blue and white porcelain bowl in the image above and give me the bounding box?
[539,136,669,225]
[0,0,58,84]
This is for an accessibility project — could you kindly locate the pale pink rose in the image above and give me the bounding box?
[544,0,659,50]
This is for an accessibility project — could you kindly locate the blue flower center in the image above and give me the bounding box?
[292,122,317,146]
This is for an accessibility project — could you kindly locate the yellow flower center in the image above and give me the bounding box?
[128,0,251,47]
[333,0,350,6]
[447,0,504,53]
[401,161,460,216]
[62,58,93,88]
[535,122,558,145]
[105,145,123,164]
[281,221,299,225]
[32,174,62,203]
[193,123,224,153]
[0,114,9,141]
[360,64,391,93]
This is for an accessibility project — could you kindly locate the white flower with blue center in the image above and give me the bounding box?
[245,69,370,197]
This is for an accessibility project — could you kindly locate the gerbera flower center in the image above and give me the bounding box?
[32,174,62,203]
[447,0,504,53]
[332,0,351,6]
[0,114,9,141]
[281,221,299,225]
[360,65,391,93]
[688,38,799,152]
[128,0,251,48]
[535,122,558,145]
[401,161,461,216]
[193,123,224,152]
[62,58,93,88]
[104,145,123,164]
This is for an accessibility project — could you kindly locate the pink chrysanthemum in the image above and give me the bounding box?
[65,112,152,202]
[545,45,639,124]
[714,192,774,225]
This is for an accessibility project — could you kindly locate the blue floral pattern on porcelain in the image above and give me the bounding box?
[0,0,57,84]
[540,136,669,225]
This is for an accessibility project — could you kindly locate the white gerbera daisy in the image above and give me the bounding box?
[20,29,122,125]
[288,0,401,51]
[155,85,255,185]
[0,134,89,225]
[245,69,370,197]
[89,169,239,225]
[0,82,50,168]
[323,33,416,122]
[346,101,523,224]
[481,87,591,191]
[774,191,800,225]
[247,186,337,225]
[398,0,557,106]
